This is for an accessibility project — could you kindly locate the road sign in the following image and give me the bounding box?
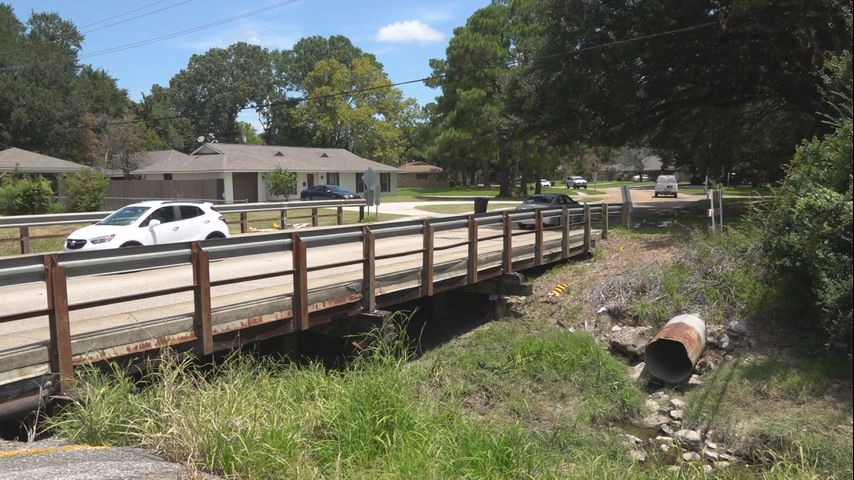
[362,168,380,207]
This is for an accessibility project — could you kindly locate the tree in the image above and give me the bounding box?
[237,121,264,145]
[135,84,195,152]
[266,166,297,201]
[81,114,149,175]
[63,169,108,212]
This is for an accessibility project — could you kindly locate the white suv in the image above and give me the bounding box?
[654,175,678,198]
[566,176,588,189]
[64,201,230,251]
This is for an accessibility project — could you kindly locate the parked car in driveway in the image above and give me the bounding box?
[64,201,229,252]
[566,176,588,189]
[300,185,361,200]
[631,174,650,182]
[538,179,552,188]
[515,193,580,228]
[654,175,678,197]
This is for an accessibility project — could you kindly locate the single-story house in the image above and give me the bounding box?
[132,143,401,203]
[103,149,191,178]
[0,147,89,176]
[398,161,446,188]
[614,155,663,174]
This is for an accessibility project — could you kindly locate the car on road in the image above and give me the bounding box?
[538,179,552,188]
[515,193,580,228]
[300,184,361,200]
[64,201,229,251]
[654,175,678,197]
[566,176,588,189]
[632,174,650,182]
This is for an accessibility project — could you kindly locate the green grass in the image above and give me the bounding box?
[678,185,774,197]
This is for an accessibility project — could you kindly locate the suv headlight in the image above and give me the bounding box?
[89,234,116,244]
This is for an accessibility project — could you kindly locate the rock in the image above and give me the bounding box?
[629,449,647,463]
[645,398,660,413]
[727,320,748,336]
[718,453,737,462]
[622,434,643,445]
[630,362,647,382]
[682,451,702,462]
[714,461,732,469]
[707,331,733,350]
[675,429,703,451]
[655,436,675,446]
[667,465,681,473]
[660,443,671,453]
[639,413,670,429]
[659,423,676,437]
[611,325,623,332]
[597,306,608,314]
[705,440,718,450]
[705,450,720,461]
[688,374,703,386]
[695,357,717,374]
[669,398,686,410]
[609,326,652,358]
[670,409,684,420]
[703,464,714,474]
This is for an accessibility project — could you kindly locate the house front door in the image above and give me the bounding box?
[307,173,315,187]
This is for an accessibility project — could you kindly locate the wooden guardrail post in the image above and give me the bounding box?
[583,204,591,253]
[291,232,309,330]
[621,202,631,229]
[362,226,376,312]
[43,255,73,394]
[280,209,287,230]
[421,220,433,297]
[601,203,609,239]
[502,212,512,273]
[20,227,31,254]
[239,212,248,234]
[191,242,213,356]
[561,206,570,259]
[534,210,544,266]
[336,206,344,225]
[467,215,478,284]
[311,208,318,227]
[358,205,365,222]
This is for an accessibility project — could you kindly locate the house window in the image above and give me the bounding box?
[356,175,365,193]
[380,173,391,192]
[164,173,173,180]
[416,173,428,180]
[327,172,340,185]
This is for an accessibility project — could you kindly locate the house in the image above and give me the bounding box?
[132,143,401,203]
[0,147,89,177]
[103,149,191,178]
[398,161,446,188]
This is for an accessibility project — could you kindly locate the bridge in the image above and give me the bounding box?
[0,202,622,416]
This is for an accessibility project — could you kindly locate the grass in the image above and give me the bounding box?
[414,203,517,215]
[678,185,774,197]
[0,223,87,256]
[382,186,606,202]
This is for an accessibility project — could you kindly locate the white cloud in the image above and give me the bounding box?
[376,20,444,44]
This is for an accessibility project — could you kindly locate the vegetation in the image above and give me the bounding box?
[265,166,297,201]
[62,169,109,212]
[0,173,54,215]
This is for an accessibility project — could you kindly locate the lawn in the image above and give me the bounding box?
[678,185,774,196]
[0,223,88,256]
[382,186,605,202]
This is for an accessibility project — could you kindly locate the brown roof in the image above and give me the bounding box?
[132,143,401,174]
[400,161,442,174]
[0,147,89,173]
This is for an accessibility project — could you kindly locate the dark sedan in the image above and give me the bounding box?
[515,193,579,228]
[300,185,361,200]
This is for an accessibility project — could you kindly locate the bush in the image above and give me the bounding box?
[0,174,54,215]
[265,166,296,201]
[63,169,109,212]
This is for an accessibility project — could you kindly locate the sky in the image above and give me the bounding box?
[8,0,489,127]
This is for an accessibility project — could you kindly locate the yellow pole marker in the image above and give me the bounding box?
[0,444,109,458]
[547,283,569,299]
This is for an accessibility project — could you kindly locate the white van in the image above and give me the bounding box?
[654,175,678,197]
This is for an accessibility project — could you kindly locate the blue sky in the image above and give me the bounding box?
[9,0,488,126]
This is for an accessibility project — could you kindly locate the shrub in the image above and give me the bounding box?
[265,166,297,201]
[0,174,54,215]
[63,169,109,212]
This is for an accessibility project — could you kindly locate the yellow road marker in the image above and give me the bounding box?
[0,444,108,458]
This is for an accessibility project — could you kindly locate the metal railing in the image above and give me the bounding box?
[0,202,623,394]
[0,199,368,255]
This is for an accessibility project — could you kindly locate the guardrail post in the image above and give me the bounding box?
[359,205,365,222]
[583,204,591,253]
[20,227,31,254]
[362,226,376,312]
[240,212,248,234]
[291,232,309,330]
[311,208,318,227]
[280,209,287,230]
[561,206,570,259]
[502,212,512,273]
[467,215,478,284]
[336,206,344,225]
[621,202,631,229]
[601,203,609,239]
[535,210,544,266]
[421,220,433,297]
[44,255,73,394]
[191,242,213,356]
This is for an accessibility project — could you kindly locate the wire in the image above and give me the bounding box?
[83,0,196,35]
[80,0,303,59]
[79,0,175,29]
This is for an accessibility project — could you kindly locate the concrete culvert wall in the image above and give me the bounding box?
[645,314,706,384]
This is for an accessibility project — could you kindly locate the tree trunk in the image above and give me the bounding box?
[534,168,542,194]
[498,141,511,198]
[481,160,491,188]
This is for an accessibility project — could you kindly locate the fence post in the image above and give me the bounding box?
[359,205,365,222]
[336,205,344,225]
[467,215,478,284]
[534,210,543,266]
[191,242,213,356]
[621,202,631,229]
[20,227,31,255]
[502,212,512,273]
[280,210,287,230]
[362,226,376,312]
[421,220,433,297]
[601,203,609,240]
[583,204,591,253]
[43,255,73,394]
[291,232,309,330]
[311,208,318,227]
[561,206,570,259]
[240,212,248,234]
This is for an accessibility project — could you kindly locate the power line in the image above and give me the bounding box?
[80,0,303,59]
[79,0,175,29]
[83,0,196,35]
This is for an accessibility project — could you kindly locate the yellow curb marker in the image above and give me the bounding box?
[0,444,108,458]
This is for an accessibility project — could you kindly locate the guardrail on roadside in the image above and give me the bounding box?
[0,199,368,255]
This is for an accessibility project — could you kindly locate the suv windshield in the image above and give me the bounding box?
[327,185,345,191]
[98,206,150,226]
[522,195,553,204]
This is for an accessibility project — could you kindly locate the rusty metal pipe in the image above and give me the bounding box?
[646,314,706,384]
